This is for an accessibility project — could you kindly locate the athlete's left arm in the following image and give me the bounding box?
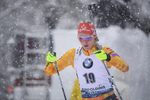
[103,46,129,72]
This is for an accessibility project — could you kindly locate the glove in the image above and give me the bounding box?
[46,52,57,62]
[94,50,111,61]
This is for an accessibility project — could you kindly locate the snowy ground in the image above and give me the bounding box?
[13,26,150,100]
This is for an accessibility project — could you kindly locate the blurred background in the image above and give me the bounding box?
[0,0,150,100]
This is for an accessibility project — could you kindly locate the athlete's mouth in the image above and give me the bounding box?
[84,45,88,47]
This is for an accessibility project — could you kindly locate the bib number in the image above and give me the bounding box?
[83,73,95,84]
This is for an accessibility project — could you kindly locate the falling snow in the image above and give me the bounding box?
[0,0,150,100]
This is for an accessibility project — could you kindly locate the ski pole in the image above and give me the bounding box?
[53,52,67,100]
[103,61,123,100]
[88,4,97,25]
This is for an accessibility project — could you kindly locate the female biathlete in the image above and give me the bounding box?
[45,22,129,100]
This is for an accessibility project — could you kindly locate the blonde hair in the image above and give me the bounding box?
[94,36,102,50]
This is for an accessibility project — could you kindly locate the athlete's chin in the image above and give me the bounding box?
[83,47,90,51]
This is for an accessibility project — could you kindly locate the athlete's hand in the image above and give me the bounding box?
[94,50,111,61]
[46,52,57,62]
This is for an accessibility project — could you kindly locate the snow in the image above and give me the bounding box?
[1,0,150,100]
[3,25,150,100]
[49,26,150,100]
[14,87,47,100]
[12,26,149,100]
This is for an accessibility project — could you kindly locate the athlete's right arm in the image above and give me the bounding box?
[45,48,76,76]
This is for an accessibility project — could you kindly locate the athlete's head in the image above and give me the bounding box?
[78,22,98,51]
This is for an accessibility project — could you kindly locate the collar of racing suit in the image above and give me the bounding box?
[82,44,97,56]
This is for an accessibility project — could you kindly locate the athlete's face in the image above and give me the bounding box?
[78,33,96,51]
